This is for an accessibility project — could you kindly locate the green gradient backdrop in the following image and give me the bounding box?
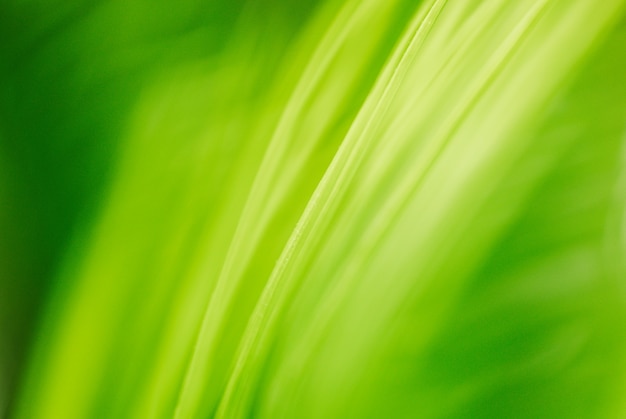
[1,0,626,418]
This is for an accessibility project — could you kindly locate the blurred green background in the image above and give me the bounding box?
[1,0,625,418]
[0,0,319,414]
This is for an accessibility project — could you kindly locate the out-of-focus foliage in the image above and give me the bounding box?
[0,0,314,414]
[1,0,625,418]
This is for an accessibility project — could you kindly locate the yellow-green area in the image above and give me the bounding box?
[1,0,626,418]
